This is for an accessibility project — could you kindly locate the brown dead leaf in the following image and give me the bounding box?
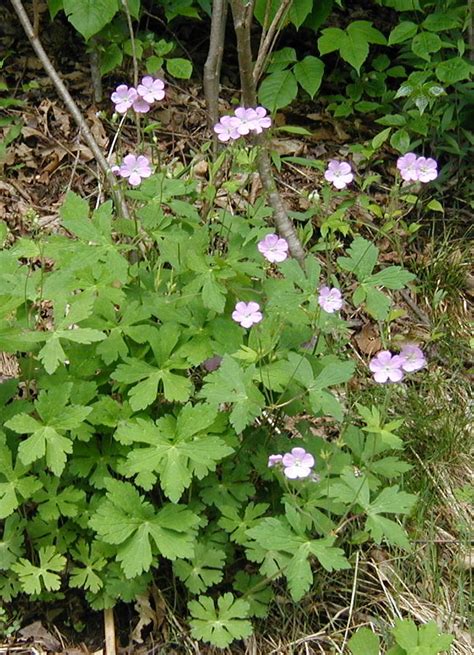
[18,622,61,652]
[354,324,382,355]
[270,138,304,156]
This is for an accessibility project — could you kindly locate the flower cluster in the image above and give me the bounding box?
[324,160,354,189]
[111,77,166,114]
[268,447,315,480]
[397,153,438,183]
[214,106,271,142]
[369,345,426,383]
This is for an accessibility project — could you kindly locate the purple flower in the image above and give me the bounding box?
[111,84,138,114]
[282,447,315,479]
[118,154,152,186]
[137,76,166,103]
[318,286,343,313]
[397,152,419,182]
[234,107,257,136]
[251,106,272,133]
[397,153,438,183]
[416,156,438,183]
[268,454,283,468]
[257,233,289,263]
[399,344,426,372]
[369,350,405,383]
[232,301,263,328]
[132,96,151,113]
[214,115,241,142]
[324,160,354,189]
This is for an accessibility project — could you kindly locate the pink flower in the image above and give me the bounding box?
[369,350,405,383]
[397,152,419,182]
[132,96,151,113]
[318,286,343,313]
[111,84,138,114]
[268,454,283,467]
[257,233,289,263]
[214,115,241,142]
[416,157,438,183]
[137,76,166,103]
[118,154,152,186]
[234,106,272,135]
[324,160,354,189]
[232,301,263,328]
[251,106,272,133]
[399,344,426,372]
[282,447,315,479]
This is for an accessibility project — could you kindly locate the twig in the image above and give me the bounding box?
[253,0,292,85]
[229,0,306,266]
[120,0,138,87]
[10,0,130,221]
[89,37,103,103]
[104,608,116,655]
[204,0,228,141]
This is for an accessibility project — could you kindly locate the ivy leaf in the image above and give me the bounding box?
[173,543,226,593]
[12,546,66,594]
[63,0,119,40]
[89,480,199,578]
[188,593,253,648]
[199,355,265,433]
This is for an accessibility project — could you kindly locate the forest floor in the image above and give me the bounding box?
[0,6,472,655]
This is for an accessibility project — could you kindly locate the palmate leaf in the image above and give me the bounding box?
[173,543,226,594]
[69,541,107,594]
[0,514,24,570]
[337,237,379,280]
[0,446,42,519]
[246,518,350,601]
[199,355,265,433]
[12,546,66,595]
[89,480,199,578]
[117,404,234,502]
[188,593,253,648]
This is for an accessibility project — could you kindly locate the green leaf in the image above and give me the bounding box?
[199,356,265,433]
[188,593,252,648]
[174,543,225,593]
[318,27,345,55]
[390,128,411,153]
[63,0,118,40]
[89,480,199,578]
[293,56,325,98]
[389,21,418,45]
[340,27,369,73]
[166,58,193,79]
[0,515,24,570]
[364,287,392,320]
[348,627,381,655]
[38,336,67,374]
[412,32,442,61]
[366,514,411,550]
[12,546,66,594]
[392,619,419,650]
[369,486,417,515]
[436,57,472,85]
[423,13,461,32]
[372,127,392,149]
[258,70,298,112]
[337,236,378,280]
[289,0,313,29]
[368,266,415,290]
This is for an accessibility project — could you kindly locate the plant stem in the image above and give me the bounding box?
[204,0,228,142]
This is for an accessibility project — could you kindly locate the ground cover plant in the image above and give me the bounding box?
[0,0,472,653]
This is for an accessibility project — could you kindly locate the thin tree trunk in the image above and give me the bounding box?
[10,0,130,221]
[204,0,228,137]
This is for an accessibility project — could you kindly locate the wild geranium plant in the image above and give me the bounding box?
[0,80,432,649]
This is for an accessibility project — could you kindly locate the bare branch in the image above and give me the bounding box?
[204,0,228,141]
[229,0,305,266]
[10,0,130,220]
